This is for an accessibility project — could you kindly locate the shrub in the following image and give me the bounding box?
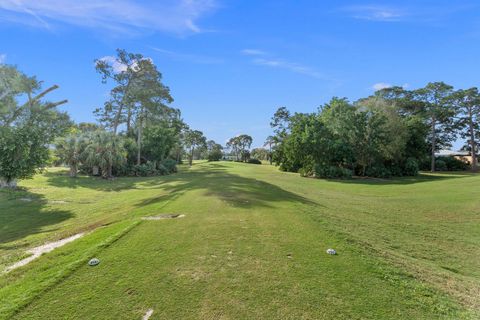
[366,165,391,178]
[387,164,405,177]
[299,167,313,177]
[299,162,315,177]
[113,163,132,176]
[441,156,468,171]
[157,164,168,175]
[132,162,157,177]
[161,158,177,174]
[314,164,352,179]
[207,150,223,161]
[435,159,447,171]
[403,158,419,176]
[247,158,262,165]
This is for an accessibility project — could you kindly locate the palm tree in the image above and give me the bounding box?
[55,134,86,177]
[83,131,126,179]
[264,135,275,165]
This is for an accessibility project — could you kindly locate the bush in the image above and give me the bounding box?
[132,162,157,177]
[247,158,262,165]
[157,164,168,175]
[207,150,223,161]
[161,158,177,174]
[314,164,352,179]
[299,167,312,177]
[403,158,419,176]
[113,163,132,176]
[366,165,392,178]
[440,156,468,171]
[435,159,447,171]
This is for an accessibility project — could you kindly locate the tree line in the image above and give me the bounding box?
[0,49,225,186]
[2,53,478,186]
[269,82,479,178]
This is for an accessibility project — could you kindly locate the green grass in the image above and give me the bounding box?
[0,162,479,319]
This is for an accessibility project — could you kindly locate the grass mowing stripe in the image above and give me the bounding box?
[0,219,141,320]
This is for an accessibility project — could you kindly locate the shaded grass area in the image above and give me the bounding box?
[0,169,175,271]
[0,219,139,319]
[0,162,479,319]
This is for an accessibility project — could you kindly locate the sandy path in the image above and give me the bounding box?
[5,233,85,273]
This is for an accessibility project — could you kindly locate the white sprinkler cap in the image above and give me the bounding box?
[88,258,100,266]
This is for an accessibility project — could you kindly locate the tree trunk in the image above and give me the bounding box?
[431,118,436,172]
[112,105,123,135]
[468,111,478,172]
[0,178,17,188]
[126,106,132,133]
[69,164,77,177]
[108,163,113,179]
[269,144,272,165]
[137,114,143,165]
[189,147,194,166]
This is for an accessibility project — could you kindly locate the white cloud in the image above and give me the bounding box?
[99,55,153,73]
[152,47,223,64]
[99,56,128,73]
[253,57,323,79]
[0,0,217,35]
[341,5,407,22]
[241,49,267,56]
[0,54,6,64]
[372,82,392,90]
[372,82,410,91]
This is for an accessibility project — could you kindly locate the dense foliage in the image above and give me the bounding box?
[270,82,480,178]
[251,148,269,161]
[0,50,224,183]
[206,140,223,161]
[227,134,253,162]
[2,53,479,184]
[0,65,70,187]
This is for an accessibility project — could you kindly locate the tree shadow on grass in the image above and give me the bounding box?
[324,171,474,186]
[135,163,319,210]
[43,170,171,192]
[0,188,74,246]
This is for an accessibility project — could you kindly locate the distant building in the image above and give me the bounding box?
[435,149,478,165]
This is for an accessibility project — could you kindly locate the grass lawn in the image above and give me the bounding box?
[0,162,479,319]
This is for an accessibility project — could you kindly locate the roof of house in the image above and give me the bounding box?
[435,149,471,157]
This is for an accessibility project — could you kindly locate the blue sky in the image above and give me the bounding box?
[1,0,479,148]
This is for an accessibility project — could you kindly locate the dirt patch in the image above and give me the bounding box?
[4,233,85,273]
[142,309,154,320]
[142,214,185,220]
[49,200,69,204]
[48,200,68,204]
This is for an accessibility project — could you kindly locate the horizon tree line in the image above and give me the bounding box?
[268,81,479,179]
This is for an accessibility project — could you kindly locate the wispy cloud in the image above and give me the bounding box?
[0,54,6,64]
[341,5,407,22]
[241,49,267,56]
[340,4,478,23]
[242,49,324,79]
[151,47,223,64]
[372,82,392,90]
[253,58,323,79]
[372,82,410,91]
[0,0,217,35]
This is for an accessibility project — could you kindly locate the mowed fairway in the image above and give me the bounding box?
[1,162,479,319]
